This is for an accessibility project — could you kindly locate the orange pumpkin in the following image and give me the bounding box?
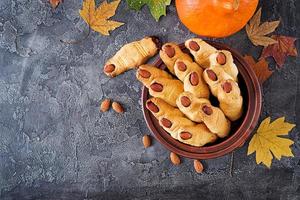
[175,0,259,38]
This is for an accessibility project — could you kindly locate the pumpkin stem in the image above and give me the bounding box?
[232,0,240,11]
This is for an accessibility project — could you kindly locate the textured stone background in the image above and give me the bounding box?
[0,0,299,199]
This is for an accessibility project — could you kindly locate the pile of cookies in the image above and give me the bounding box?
[103,37,243,147]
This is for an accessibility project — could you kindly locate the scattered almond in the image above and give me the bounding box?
[112,102,124,113]
[142,135,151,148]
[194,160,204,173]
[100,99,111,112]
[170,152,181,165]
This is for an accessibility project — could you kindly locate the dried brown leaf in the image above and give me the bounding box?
[244,55,273,84]
[246,8,280,47]
[260,35,298,68]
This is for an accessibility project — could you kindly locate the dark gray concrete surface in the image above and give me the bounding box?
[0,0,299,199]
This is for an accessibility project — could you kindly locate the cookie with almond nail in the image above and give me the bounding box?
[176,92,209,123]
[185,38,217,68]
[146,97,183,119]
[203,66,234,97]
[174,59,210,99]
[209,50,239,81]
[159,112,195,140]
[146,97,216,147]
[136,64,172,88]
[160,43,193,74]
[148,77,184,107]
[176,92,231,138]
[217,79,243,121]
[177,123,217,147]
[104,36,160,77]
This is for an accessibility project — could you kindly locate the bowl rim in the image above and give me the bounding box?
[141,41,262,159]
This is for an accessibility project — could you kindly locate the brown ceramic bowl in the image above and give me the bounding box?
[141,41,262,159]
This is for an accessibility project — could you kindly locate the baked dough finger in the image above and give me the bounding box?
[160,43,193,74]
[136,64,172,88]
[146,97,183,119]
[176,92,231,138]
[146,97,190,139]
[203,66,234,97]
[103,36,160,77]
[176,92,210,122]
[209,50,238,81]
[174,59,210,98]
[146,98,216,147]
[184,71,210,99]
[177,124,218,147]
[158,112,195,140]
[217,80,243,121]
[185,38,217,68]
[174,59,201,81]
[200,103,231,138]
[149,77,184,107]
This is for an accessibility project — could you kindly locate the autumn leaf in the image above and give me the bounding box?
[49,0,63,9]
[244,55,273,84]
[126,0,171,21]
[79,0,124,36]
[248,117,295,168]
[246,8,280,47]
[260,35,298,68]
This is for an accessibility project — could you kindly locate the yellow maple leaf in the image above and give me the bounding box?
[245,8,280,47]
[79,0,124,36]
[247,117,295,168]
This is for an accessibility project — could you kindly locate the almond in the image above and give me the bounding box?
[189,72,199,86]
[139,69,151,78]
[177,61,187,71]
[112,102,124,113]
[206,69,217,81]
[150,83,163,92]
[222,82,232,93]
[216,52,226,65]
[202,105,213,115]
[181,96,191,107]
[142,135,151,148]
[104,64,115,73]
[180,132,192,140]
[160,118,172,128]
[170,152,181,165]
[194,160,204,173]
[189,41,200,51]
[164,45,175,58]
[146,101,159,113]
[100,99,111,112]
